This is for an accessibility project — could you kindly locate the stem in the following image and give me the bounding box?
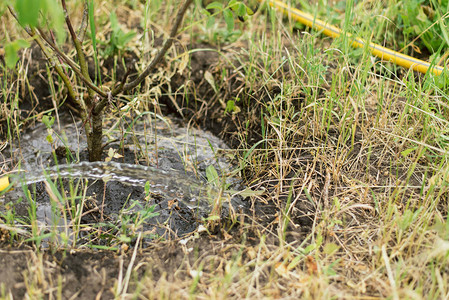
[109,0,193,97]
[33,33,79,106]
[61,0,95,99]
[87,107,104,161]
[36,28,108,98]
[78,1,89,42]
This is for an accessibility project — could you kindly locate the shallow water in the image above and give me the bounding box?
[1,114,244,242]
[9,160,219,210]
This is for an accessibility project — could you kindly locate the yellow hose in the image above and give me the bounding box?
[0,176,10,192]
[264,0,445,76]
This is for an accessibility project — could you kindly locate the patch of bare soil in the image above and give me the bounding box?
[0,231,265,298]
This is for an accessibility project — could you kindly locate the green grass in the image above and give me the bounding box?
[1,0,449,298]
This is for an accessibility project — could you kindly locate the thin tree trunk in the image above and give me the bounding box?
[87,110,103,161]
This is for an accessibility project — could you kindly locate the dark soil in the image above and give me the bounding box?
[0,233,253,299]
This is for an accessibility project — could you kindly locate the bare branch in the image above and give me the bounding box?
[36,29,107,98]
[78,1,89,42]
[61,0,95,99]
[34,34,79,107]
[61,0,79,45]
[111,0,193,97]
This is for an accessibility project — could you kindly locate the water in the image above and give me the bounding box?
[5,160,237,243]
[1,114,244,242]
[9,161,220,209]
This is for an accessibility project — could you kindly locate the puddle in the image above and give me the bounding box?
[1,114,246,245]
[10,161,220,210]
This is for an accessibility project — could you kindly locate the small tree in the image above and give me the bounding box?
[2,0,254,161]
[3,0,193,161]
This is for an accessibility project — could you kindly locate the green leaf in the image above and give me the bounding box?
[223,8,234,32]
[46,134,54,144]
[225,100,235,113]
[42,114,55,128]
[4,39,30,69]
[206,165,220,186]
[15,0,41,27]
[110,11,119,33]
[88,0,100,82]
[237,3,246,17]
[246,5,254,15]
[205,2,222,11]
[228,0,239,11]
[303,243,316,254]
[416,7,428,23]
[287,255,302,270]
[117,31,136,49]
[203,215,220,221]
[206,15,215,29]
[145,181,151,195]
[88,245,118,251]
[16,39,30,48]
[235,187,264,198]
[398,208,423,231]
[88,1,97,53]
[401,147,417,157]
[199,8,211,17]
[119,234,131,243]
[42,0,66,43]
[107,11,136,53]
[25,233,53,243]
[323,260,339,276]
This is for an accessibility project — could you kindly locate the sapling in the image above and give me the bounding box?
[3,0,253,161]
[4,0,193,161]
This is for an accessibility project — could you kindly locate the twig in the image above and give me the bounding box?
[78,1,89,42]
[61,0,78,45]
[120,68,132,89]
[33,32,79,106]
[35,28,78,67]
[110,68,131,101]
[48,29,68,77]
[110,0,193,96]
[61,0,96,99]
[7,7,79,106]
[322,168,331,210]
[36,28,108,98]
[382,245,399,300]
[121,232,142,298]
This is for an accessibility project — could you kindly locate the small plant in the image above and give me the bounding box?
[199,0,254,44]
[397,0,449,54]
[118,182,159,242]
[2,0,194,161]
[118,199,159,242]
[101,12,136,58]
[2,0,254,162]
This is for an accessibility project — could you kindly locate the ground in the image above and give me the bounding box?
[1,0,449,299]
